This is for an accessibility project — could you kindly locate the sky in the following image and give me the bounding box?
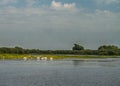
[0,0,120,50]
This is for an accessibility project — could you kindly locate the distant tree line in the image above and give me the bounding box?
[0,44,120,55]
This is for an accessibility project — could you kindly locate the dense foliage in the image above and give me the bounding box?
[72,44,84,50]
[0,45,120,55]
[98,45,120,55]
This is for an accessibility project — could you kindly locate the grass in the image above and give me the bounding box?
[0,54,119,60]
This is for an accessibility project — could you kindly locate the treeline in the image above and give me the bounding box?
[0,45,120,55]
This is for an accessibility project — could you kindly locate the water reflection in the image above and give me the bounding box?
[72,60,85,66]
[0,59,120,86]
[72,59,117,67]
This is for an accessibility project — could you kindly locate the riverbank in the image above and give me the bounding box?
[0,54,119,60]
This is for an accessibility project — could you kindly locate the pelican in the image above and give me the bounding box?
[23,57,27,61]
[37,57,40,61]
[41,57,48,61]
[50,57,53,61]
[44,57,47,60]
[41,57,44,60]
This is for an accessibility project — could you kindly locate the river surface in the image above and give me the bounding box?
[0,58,120,86]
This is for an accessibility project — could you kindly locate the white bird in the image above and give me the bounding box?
[37,57,40,61]
[44,57,47,60]
[41,57,48,61]
[41,57,44,60]
[50,57,53,61]
[23,57,27,61]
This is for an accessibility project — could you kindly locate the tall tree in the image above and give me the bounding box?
[72,43,84,50]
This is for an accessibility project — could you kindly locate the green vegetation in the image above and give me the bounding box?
[0,54,33,60]
[72,43,84,50]
[0,54,119,60]
[98,45,120,55]
[0,44,120,60]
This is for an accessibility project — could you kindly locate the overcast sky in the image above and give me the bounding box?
[0,0,120,50]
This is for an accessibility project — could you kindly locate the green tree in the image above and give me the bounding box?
[72,44,84,50]
[14,46,24,54]
[98,45,119,50]
[98,45,119,55]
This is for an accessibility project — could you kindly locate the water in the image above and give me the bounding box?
[0,58,120,86]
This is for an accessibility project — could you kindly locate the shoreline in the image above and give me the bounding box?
[0,54,120,60]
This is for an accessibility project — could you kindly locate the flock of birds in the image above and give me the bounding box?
[23,56,53,61]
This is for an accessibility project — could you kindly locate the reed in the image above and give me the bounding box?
[0,54,118,60]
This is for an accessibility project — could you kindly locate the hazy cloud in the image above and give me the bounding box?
[51,1,76,10]
[0,0,17,5]
[93,0,120,4]
[26,0,36,7]
[0,1,77,16]
[0,0,120,49]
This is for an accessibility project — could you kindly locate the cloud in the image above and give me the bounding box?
[0,1,78,17]
[51,1,76,10]
[0,6,47,17]
[26,0,36,7]
[93,0,120,5]
[64,3,76,9]
[0,0,17,5]
[51,1,62,8]
[0,0,120,49]
[0,9,120,49]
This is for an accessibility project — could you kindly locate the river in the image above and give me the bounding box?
[0,58,120,86]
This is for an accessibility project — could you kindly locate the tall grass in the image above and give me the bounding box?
[0,54,118,60]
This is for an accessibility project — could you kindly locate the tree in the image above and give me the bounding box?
[72,44,84,50]
[14,46,24,54]
[98,45,119,50]
[98,45,119,55]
